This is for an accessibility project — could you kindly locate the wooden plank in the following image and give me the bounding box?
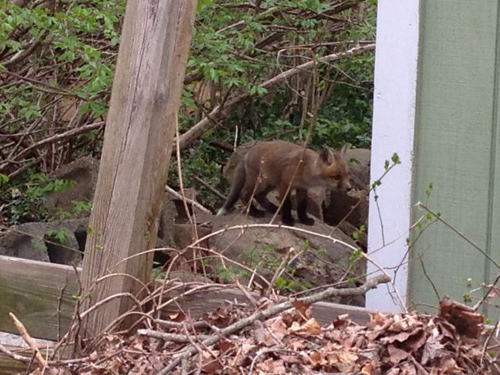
[0,255,375,344]
[409,1,499,311]
[0,256,79,341]
[80,0,198,337]
[0,346,29,375]
[0,333,54,375]
[158,287,376,326]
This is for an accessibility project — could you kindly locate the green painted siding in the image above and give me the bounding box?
[409,0,500,314]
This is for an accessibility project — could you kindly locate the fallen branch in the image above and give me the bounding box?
[9,312,47,367]
[157,273,391,375]
[138,329,211,342]
[164,185,212,214]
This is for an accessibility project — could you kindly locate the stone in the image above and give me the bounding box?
[0,218,87,266]
[324,188,368,228]
[199,211,366,306]
[323,148,370,228]
[0,222,50,262]
[45,156,99,218]
[345,148,370,191]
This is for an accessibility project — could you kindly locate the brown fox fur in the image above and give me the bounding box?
[217,140,351,226]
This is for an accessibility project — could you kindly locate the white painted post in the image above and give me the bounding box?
[366,1,420,311]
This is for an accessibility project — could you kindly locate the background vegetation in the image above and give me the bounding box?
[0,0,376,224]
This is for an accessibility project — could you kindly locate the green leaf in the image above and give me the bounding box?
[31,239,47,251]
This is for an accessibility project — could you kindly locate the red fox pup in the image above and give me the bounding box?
[217,140,351,226]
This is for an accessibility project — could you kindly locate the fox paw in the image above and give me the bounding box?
[282,217,295,226]
[249,209,266,218]
[299,217,315,226]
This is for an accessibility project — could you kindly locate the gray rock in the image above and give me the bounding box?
[345,148,370,191]
[45,156,99,218]
[157,195,177,249]
[198,212,366,306]
[0,218,88,266]
[44,218,88,266]
[323,148,370,228]
[324,188,368,228]
[0,222,50,262]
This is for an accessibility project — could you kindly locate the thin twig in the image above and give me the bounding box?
[9,313,47,367]
[138,329,210,342]
[193,175,226,200]
[418,203,500,269]
[165,185,211,214]
[420,259,440,302]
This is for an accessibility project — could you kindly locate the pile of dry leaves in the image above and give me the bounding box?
[27,295,496,375]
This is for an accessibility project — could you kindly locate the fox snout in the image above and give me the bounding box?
[341,178,352,192]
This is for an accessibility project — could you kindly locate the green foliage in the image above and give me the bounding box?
[0,0,123,120]
[1,173,76,224]
[275,276,299,291]
[31,238,47,252]
[349,248,363,264]
[1,0,376,219]
[72,200,93,215]
[178,0,376,205]
[217,264,250,282]
[45,227,73,245]
[151,261,166,279]
[352,225,366,242]
[462,292,472,304]
[0,174,9,186]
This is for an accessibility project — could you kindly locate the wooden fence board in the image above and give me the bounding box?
[0,255,374,343]
[0,346,29,374]
[0,256,79,341]
[157,286,375,326]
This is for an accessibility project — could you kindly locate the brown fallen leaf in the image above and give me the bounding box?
[326,350,359,373]
[309,350,323,366]
[257,358,287,374]
[201,350,223,373]
[421,335,445,366]
[361,360,381,375]
[288,337,306,350]
[387,344,410,365]
[268,317,287,340]
[380,330,413,345]
[333,313,350,328]
[288,318,321,336]
[430,355,462,375]
[401,362,417,375]
[292,299,312,320]
[168,311,186,322]
[438,295,484,339]
[216,338,235,353]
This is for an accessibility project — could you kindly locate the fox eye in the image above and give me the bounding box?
[333,174,341,180]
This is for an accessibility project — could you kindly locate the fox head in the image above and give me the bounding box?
[318,145,352,191]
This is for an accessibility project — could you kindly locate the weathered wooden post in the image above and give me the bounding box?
[80,0,197,338]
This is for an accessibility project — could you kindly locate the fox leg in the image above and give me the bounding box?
[240,185,266,217]
[296,188,314,225]
[254,186,278,213]
[278,184,294,226]
[217,163,245,215]
[248,202,266,217]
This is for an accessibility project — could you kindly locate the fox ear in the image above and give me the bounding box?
[320,147,335,164]
[336,144,349,158]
